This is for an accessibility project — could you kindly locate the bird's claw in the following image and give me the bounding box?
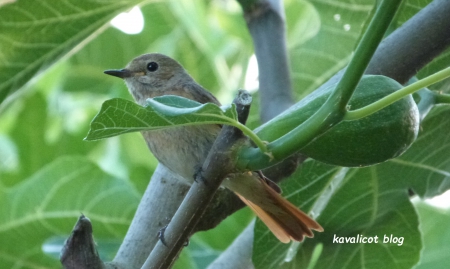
[158,225,168,247]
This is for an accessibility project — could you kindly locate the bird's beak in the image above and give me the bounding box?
[104,69,133,79]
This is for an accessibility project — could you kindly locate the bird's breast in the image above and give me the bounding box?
[142,125,220,183]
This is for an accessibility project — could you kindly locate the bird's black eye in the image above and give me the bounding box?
[147,62,159,72]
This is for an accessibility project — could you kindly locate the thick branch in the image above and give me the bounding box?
[240,0,294,122]
[366,0,450,84]
[317,0,450,96]
[141,91,252,269]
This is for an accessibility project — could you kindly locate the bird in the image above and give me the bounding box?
[104,53,323,243]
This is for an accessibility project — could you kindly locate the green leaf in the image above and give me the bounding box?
[3,91,95,185]
[302,167,421,269]
[378,106,450,198]
[0,0,144,104]
[253,160,422,269]
[413,201,450,269]
[9,92,50,180]
[85,96,237,141]
[0,156,139,268]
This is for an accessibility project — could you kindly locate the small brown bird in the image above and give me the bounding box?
[104,53,323,243]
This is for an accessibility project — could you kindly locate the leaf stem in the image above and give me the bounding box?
[328,0,404,112]
[344,66,450,121]
[231,122,269,153]
[434,92,450,104]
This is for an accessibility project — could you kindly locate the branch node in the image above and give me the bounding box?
[236,89,252,124]
[60,215,104,269]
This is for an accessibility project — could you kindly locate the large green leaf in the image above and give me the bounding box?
[0,156,139,268]
[253,162,421,269]
[0,0,144,104]
[298,167,421,269]
[1,91,95,186]
[85,96,237,140]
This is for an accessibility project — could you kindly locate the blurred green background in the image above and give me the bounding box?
[1,0,450,268]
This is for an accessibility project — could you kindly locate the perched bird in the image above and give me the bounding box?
[104,53,323,243]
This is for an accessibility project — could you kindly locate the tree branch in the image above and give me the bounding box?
[239,0,294,122]
[366,0,450,84]
[317,0,450,99]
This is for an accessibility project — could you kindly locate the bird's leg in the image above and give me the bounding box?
[193,165,207,185]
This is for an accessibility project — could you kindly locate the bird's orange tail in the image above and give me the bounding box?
[224,173,323,243]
